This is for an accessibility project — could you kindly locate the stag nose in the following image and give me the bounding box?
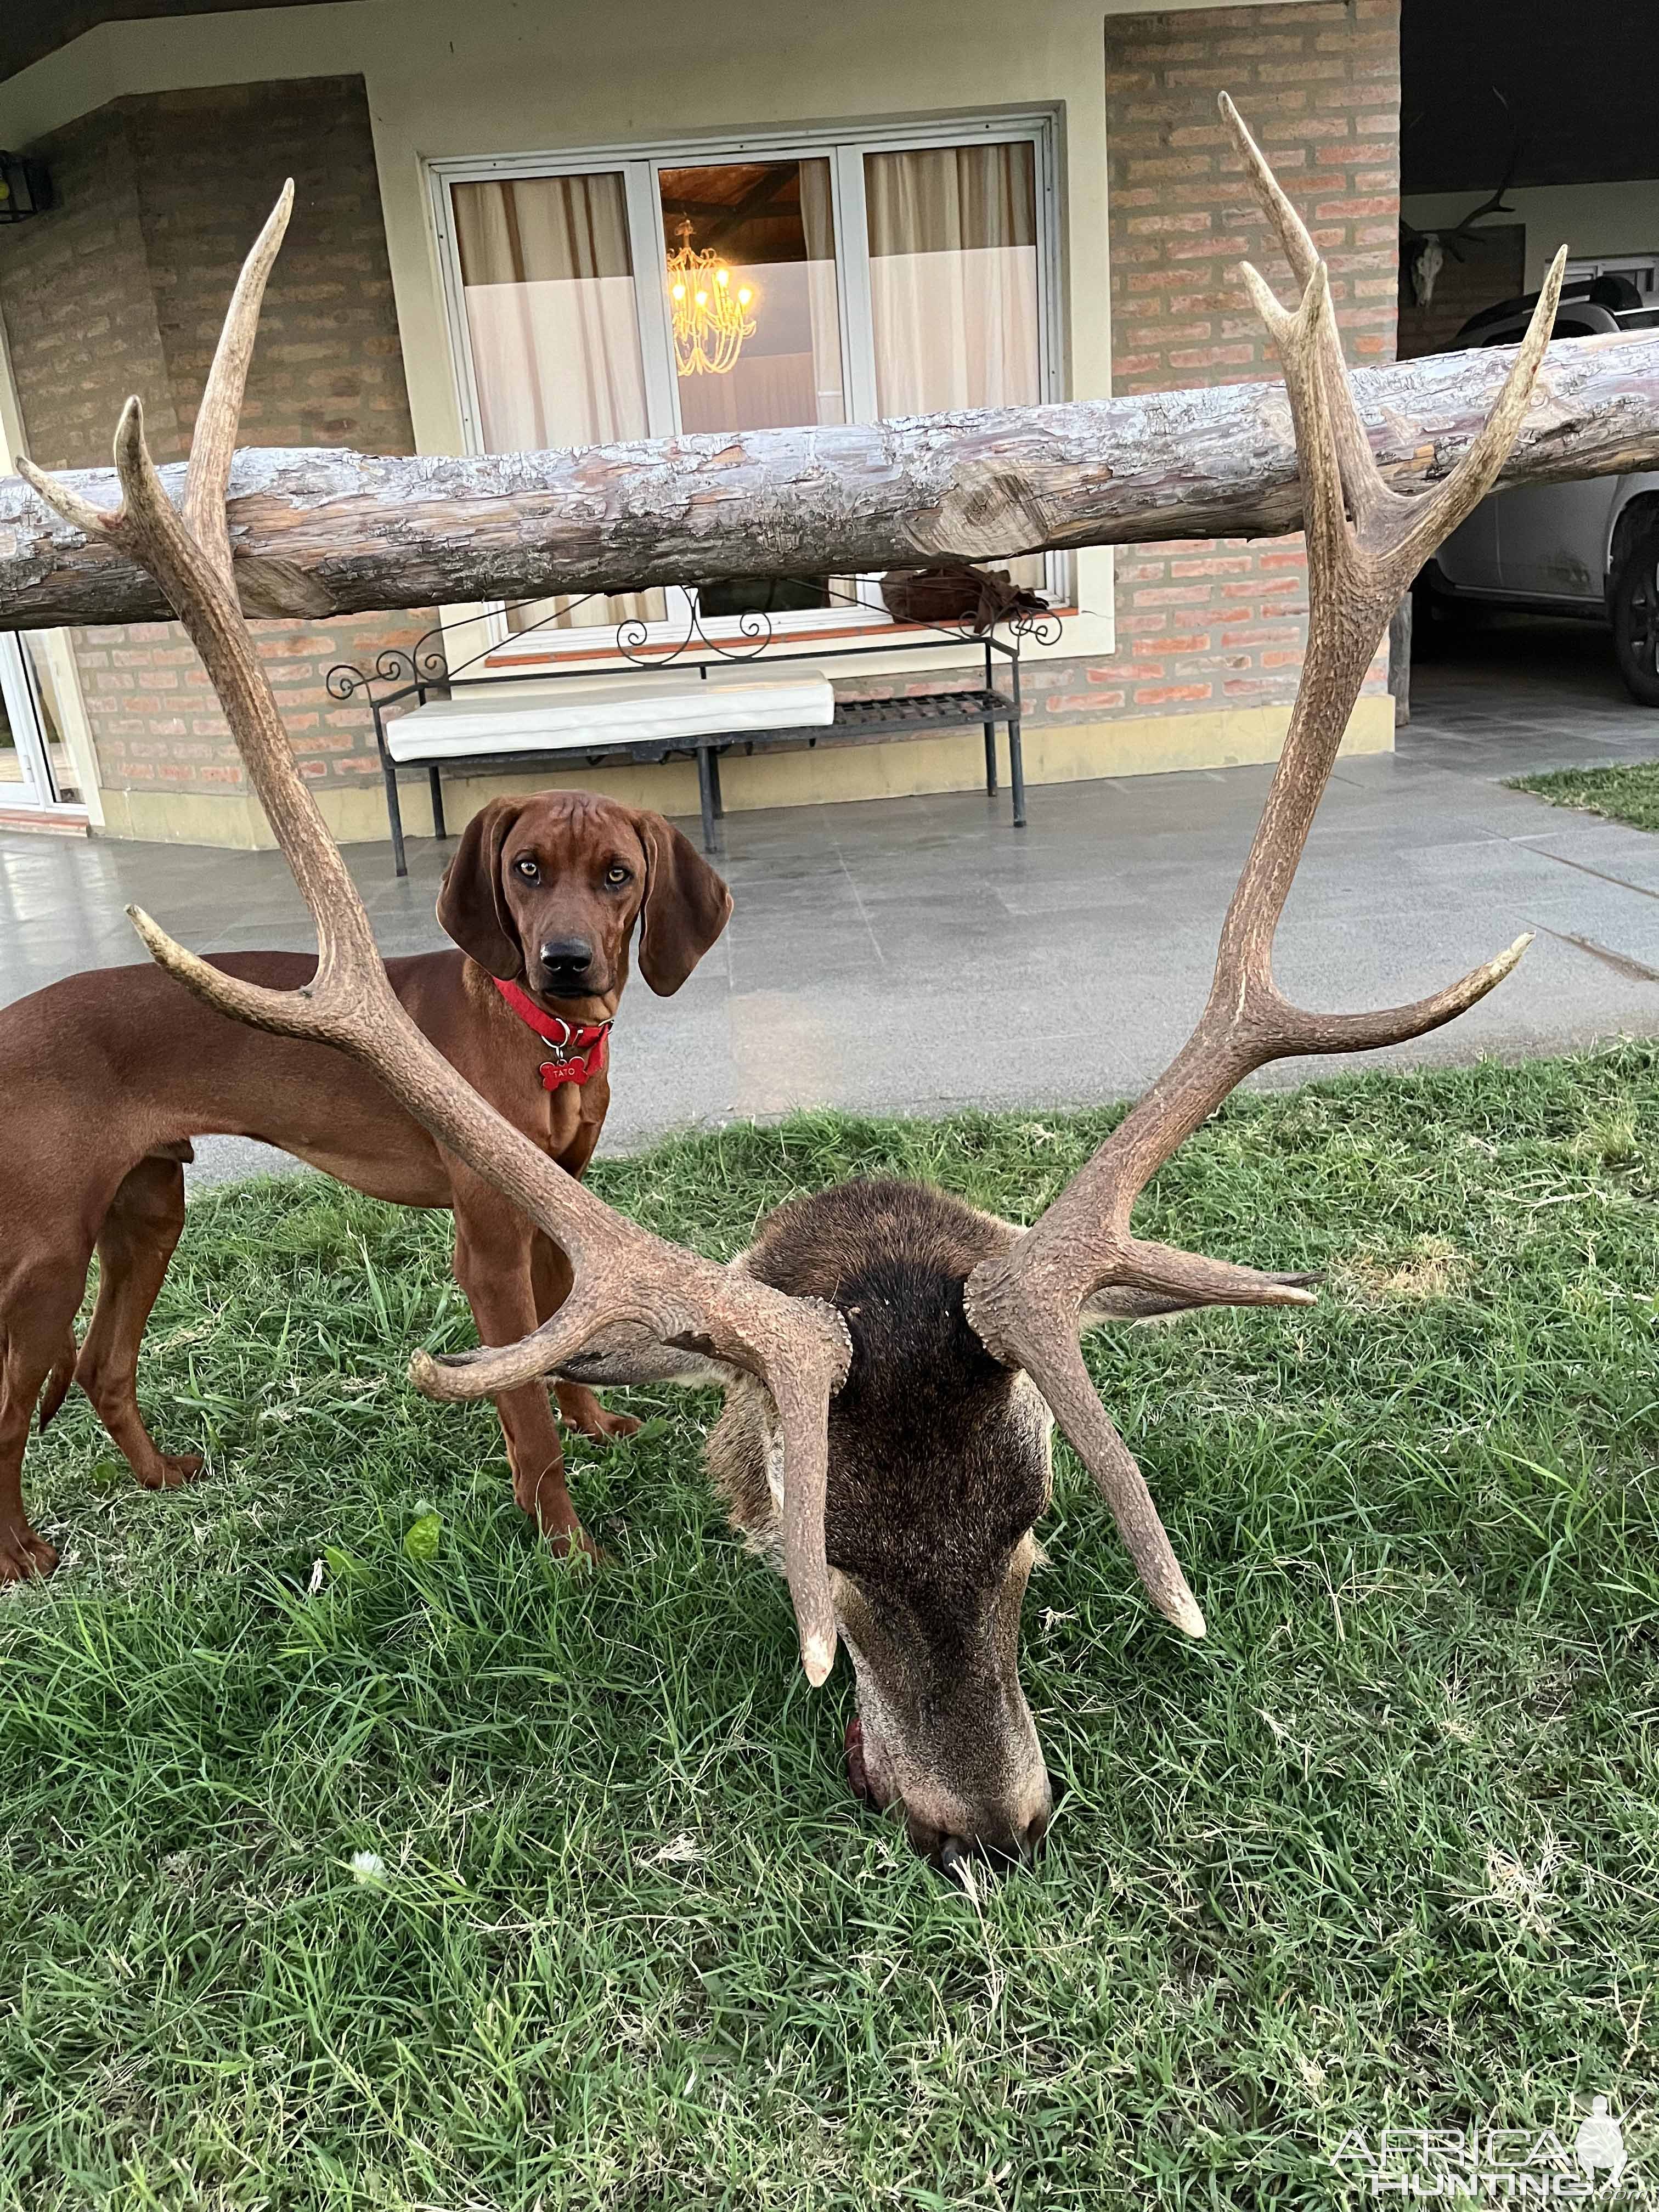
[538,936,594,988]
[985,1808,1049,1871]
[935,1803,1051,1886]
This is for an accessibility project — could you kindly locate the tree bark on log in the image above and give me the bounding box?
[2,331,1656,633]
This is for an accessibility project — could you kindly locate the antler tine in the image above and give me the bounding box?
[1381,246,1566,590]
[1220,91,1387,530]
[19,192,852,1687]
[1025,1334,1207,1638]
[183,178,294,587]
[1221,90,1568,577]
[966,101,1560,1636]
[15,453,120,543]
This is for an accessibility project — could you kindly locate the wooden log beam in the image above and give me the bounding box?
[2,331,1656,633]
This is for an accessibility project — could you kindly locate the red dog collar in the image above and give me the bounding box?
[492,975,611,1090]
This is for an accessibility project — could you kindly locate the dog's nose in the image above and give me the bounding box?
[538,937,594,985]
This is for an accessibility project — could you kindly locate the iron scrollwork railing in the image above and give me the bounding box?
[617,599,774,667]
[325,634,450,707]
[1006,603,1063,648]
[325,571,1059,720]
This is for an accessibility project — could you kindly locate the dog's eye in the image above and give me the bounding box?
[515,856,539,883]
[604,864,631,888]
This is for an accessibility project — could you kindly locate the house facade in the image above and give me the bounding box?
[0,0,1401,849]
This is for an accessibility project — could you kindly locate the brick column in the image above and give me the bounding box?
[1104,1,1400,721]
[0,74,433,843]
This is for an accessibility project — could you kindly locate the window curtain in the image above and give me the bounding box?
[453,173,659,633]
[864,142,1040,415]
[799,158,845,427]
[454,172,644,448]
[865,143,1043,585]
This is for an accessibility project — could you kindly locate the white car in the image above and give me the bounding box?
[1417,274,1659,704]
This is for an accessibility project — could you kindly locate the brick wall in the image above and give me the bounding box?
[123,81,418,458]
[1103,0,1401,717]
[0,75,430,804]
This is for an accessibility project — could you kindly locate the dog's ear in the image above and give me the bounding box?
[630,812,733,995]
[436,797,526,979]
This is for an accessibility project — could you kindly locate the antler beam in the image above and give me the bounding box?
[16,188,851,1689]
[963,94,1565,1643]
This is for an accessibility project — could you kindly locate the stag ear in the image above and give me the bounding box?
[630,811,733,994]
[436,797,526,979]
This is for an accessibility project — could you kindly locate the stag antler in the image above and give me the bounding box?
[15,187,851,1687]
[962,95,1565,1640]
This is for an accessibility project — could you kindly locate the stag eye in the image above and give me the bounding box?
[603,862,631,888]
[514,856,540,883]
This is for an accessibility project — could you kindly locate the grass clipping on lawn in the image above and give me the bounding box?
[1506,759,1659,834]
[3,1048,1658,2209]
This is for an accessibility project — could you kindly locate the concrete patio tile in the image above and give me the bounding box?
[1508,823,1659,897]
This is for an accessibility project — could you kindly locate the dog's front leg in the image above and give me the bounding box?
[450,1177,594,1561]
[531,1234,642,1445]
[535,1115,641,1447]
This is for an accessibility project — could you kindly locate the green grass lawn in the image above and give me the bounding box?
[3,1049,1658,2210]
[1506,760,1659,833]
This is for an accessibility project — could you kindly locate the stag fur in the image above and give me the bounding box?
[710,1181,1055,1863]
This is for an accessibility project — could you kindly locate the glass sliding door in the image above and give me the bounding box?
[656,156,849,620]
[0,633,80,810]
[659,158,844,436]
[450,170,667,637]
[864,140,1045,589]
[433,117,1059,658]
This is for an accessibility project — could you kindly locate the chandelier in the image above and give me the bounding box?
[667,218,757,376]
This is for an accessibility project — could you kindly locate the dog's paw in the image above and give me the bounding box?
[137,1451,206,1492]
[556,1385,641,1444]
[0,1525,59,1583]
[544,1515,603,1568]
[515,1468,603,1566]
[580,1408,642,1443]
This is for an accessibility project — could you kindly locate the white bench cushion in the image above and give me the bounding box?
[385,665,836,764]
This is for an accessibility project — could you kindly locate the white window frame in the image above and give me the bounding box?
[427,111,1064,664]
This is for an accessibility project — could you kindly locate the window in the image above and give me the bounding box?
[432,121,1057,657]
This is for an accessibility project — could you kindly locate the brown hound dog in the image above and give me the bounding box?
[0,791,731,1582]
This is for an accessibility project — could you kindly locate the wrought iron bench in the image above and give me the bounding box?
[329,598,1058,877]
